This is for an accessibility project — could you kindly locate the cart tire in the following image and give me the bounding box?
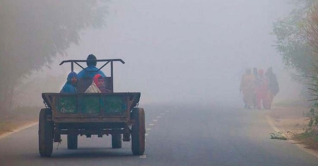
[67,134,78,149]
[131,108,145,155]
[38,108,53,157]
[112,134,122,148]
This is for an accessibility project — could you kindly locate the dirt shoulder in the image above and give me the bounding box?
[0,107,39,136]
[266,104,318,157]
[266,105,309,138]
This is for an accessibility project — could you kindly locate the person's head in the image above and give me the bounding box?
[93,74,105,87]
[87,54,97,67]
[67,72,78,86]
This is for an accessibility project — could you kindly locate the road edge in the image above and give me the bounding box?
[266,115,318,158]
[0,121,38,139]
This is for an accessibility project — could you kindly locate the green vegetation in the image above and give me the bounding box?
[272,0,318,145]
[293,129,318,149]
[272,0,315,75]
[0,0,108,113]
[294,130,318,141]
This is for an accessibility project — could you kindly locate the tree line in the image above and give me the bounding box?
[0,0,108,114]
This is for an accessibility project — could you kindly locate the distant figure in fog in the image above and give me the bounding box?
[240,68,255,109]
[252,67,259,108]
[60,72,78,93]
[93,74,112,93]
[265,67,279,109]
[253,67,258,79]
[255,69,269,109]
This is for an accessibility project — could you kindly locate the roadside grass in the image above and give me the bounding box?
[293,106,318,150]
[269,101,318,150]
[293,130,318,150]
[0,106,40,136]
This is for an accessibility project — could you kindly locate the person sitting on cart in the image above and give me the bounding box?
[60,72,78,93]
[93,74,112,93]
[77,54,106,79]
[84,79,101,93]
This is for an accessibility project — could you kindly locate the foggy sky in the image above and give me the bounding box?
[35,0,301,106]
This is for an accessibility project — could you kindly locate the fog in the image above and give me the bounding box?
[19,0,302,107]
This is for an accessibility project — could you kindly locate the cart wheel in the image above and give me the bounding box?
[67,134,78,149]
[39,108,53,157]
[112,134,122,148]
[131,108,145,155]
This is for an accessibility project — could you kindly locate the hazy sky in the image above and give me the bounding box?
[38,0,299,105]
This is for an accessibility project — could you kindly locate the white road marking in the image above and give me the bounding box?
[153,119,158,122]
[157,116,161,118]
[146,128,151,131]
[145,133,148,136]
[139,155,147,158]
[149,123,154,126]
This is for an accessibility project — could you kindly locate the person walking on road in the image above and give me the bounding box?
[265,67,279,109]
[252,67,259,108]
[255,69,269,109]
[240,68,255,109]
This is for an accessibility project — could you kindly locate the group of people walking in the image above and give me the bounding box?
[240,67,279,109]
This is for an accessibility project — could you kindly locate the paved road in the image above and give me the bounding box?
[1,103,318,166]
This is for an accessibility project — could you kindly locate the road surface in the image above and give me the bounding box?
[0,103,318,166]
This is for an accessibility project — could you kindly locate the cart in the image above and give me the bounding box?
[39,59,145,157]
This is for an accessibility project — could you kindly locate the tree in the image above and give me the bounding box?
[0,0,108,113]
[305,3,318,101]
[272,0,316,75]
[307,2,318,55]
